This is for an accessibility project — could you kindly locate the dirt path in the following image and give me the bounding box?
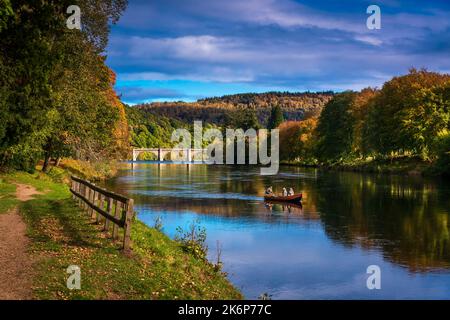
[0,184,44,299]
[0,207,33,299]
[15,183,43,201]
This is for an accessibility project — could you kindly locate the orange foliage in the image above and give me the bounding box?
[278,119,317,162]
[105,69,130,158]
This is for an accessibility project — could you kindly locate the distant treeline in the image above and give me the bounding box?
[0,1,129,172]
[133,91,334,126]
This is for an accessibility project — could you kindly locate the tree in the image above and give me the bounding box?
[399,81,450,159]
[351,88,378,157]
[42,45,124,171]
[433,131,450,175]
[315,92,356,163]
[0,0,73,170]
[268,105,284,129]
[0,1,128,171]
[225,107,260,130]
[363,69,450,158]
[279,119,317,162]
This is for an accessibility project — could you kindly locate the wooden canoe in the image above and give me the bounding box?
[264,193,302,203]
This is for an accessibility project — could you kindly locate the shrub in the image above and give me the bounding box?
[175,220,208,260]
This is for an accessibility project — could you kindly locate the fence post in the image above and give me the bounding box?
[97,194,104,224]
[75,181,80,204]
[84,185,90,212]
[70,177,134,254]
[104,197,112,232]
[89,189,96,218]
[71,180,75,200]
[123,199,134,252]
[112,200,121,240]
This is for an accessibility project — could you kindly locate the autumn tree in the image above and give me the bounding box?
[399,81,450,159]
[0,1,128,171]
[363,69,450,158]
[279,119,317,162]
[350,88,378,157]
[42,41,126,171]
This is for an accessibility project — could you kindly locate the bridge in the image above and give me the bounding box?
[132,148,207,162]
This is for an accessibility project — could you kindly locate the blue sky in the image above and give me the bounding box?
[105,0,450,104]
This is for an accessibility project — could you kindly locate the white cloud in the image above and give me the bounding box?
[119,67,255,83]
[355,36,383,46]
[126,35,251,62]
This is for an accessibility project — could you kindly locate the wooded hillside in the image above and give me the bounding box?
[133,92,334,126]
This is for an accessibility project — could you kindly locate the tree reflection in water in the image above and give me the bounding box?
[108,163,450,274]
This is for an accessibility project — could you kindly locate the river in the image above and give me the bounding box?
[106,162,450,299]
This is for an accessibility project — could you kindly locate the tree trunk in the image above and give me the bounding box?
[42,153,51,173]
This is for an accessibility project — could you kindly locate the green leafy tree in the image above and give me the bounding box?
[225,107,260,130]
[0,0,73,169]
[351,88,378,157]
[433,131,450,175]
[42,36,123,170]
[315,92,356,163]
[399,82,450,159]
[363,69,450,158]
[0,1,128,171]
[268,105,284,129]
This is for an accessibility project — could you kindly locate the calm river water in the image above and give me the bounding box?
[106,162,450,299]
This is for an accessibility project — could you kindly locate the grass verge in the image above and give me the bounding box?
[0,171,242,300]
[282,156,434,176]
[57,158,119,181]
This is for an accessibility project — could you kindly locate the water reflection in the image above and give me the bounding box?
[265,201,304,215]
[106,162,450,299]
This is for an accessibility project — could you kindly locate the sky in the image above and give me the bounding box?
[105,0,450,104]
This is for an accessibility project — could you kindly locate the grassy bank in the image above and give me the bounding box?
[57,159,120,181]
[282,156,438,176]
[0,171,242,300]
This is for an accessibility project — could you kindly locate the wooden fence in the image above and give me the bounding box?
[69,176,134,251]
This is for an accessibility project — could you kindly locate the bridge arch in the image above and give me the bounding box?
[133,150,158,161]
[132,148,207,162]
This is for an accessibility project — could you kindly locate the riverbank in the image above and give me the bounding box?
[0,170,242,299]
[281,156,443,176]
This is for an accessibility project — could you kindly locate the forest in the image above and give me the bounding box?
[0,0,129,173]
[133,91,334,126]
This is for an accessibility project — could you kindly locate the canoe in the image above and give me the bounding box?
[264,193,302,203]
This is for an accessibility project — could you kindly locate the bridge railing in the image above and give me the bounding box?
[69,176,134,252]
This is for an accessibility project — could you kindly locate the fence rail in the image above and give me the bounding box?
[70,176,134,251]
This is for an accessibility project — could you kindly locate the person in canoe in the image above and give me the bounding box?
[264,186,302,203]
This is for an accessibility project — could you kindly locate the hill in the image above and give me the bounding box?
[132,91,334,126]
